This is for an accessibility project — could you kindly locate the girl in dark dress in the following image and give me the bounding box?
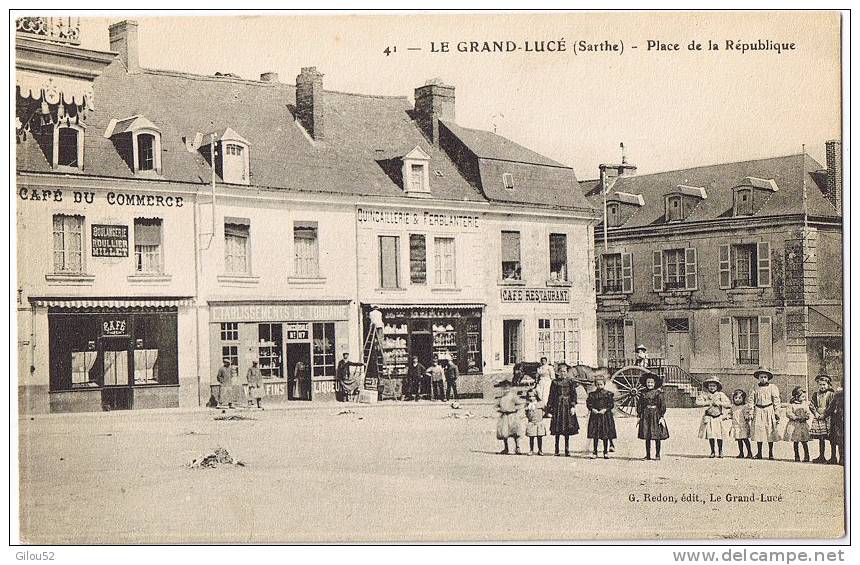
[586,376,617,459]
[544,363,580,456]
[637,372,669,460]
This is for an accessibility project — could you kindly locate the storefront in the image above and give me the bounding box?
[41,299,190,413]
[362,303,483,398]
[208,300,352,402]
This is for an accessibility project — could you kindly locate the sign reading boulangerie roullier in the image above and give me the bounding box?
[500,287,570,303]
[91,224,129,257]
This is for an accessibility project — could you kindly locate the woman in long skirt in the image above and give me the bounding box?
[544,363,580,456]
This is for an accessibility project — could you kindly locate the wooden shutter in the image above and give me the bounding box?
[652,250,663,291]
[757,241,771,287]
[685,247,698,290]
[621,252,633,293]
[718,317,734,367]
[758,316,773,368]
[594,254,602,294]
[623,319,636,359]
[719,244,731,289]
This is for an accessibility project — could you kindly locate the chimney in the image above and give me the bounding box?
[108,20,140,74]
[260,72,279,83]
[825,139,842,213]
[414,78,455,145]
[295,67,324,140]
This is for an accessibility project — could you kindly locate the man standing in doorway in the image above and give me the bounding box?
[444,357,460,401]
[337,352,363,402]
[407,356,426,401]
[216,358,234,409]
[426,356,445,401]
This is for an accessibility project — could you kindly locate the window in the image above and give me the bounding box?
[652,248,698,291]
[312,322,336,377]
[666,318,690,332]
[56,126,81,168]
[137,133,155,171]
[501,231,521,280]
[549,233,568,281]
[466,319,481,372]
[71,351,97,387]
[503,173,514,190]
[408,164,426,192]
[134,218,162,273]
[538,318,580,365]
[220,322,239,377]
[379,235,400,288]
[737,317,760,365]
[602,253,623,293]
[434,237,455,286]
[503,320,522,365]
[224,221,250,275]
[221,345,239,370]
[732,244,757,288]
[103,348,129,386]
[663,248,686,289]
[52,214,83,273]
[605,319,625,366]
[736,189,753,215]
[409,234,426,284]
[258,323,283,378]
[221,142,248,184]
[666,195,683,221]
[294,222,319,278]
[607,203,621,227]
[220,322,239,341]
[720,242,770,289]
[133,349,160,384]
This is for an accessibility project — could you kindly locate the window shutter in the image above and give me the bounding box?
[623,319,636,359]
[685,247,698,290]
[594,254,601,294]
[621,252,633,293]
[759,316,773,368]
[719,244,731,289]
[652,250,663,291]
[757,241,771,287]
[719,317,734,367]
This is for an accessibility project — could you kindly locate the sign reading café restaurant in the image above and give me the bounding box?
[500,287,571,303]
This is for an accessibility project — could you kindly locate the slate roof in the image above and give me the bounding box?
[580,154,840,229]
[17,60,591,212]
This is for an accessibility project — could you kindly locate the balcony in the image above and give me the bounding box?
[16,17,81,45]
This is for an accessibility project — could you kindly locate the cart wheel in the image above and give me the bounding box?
[611,366,647,417]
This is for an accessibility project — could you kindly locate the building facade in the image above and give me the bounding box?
[582,149,843,397]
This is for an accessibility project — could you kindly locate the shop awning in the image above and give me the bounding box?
[31,297,194,308]
[372,303,485,310]
[16,70,95,109]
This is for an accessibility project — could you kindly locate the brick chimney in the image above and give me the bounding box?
[825,139,842,213]
[295,67,324,140]
[109,20,140,74]
[414,78,455,145]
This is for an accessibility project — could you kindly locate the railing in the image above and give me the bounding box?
[16,16,81,45]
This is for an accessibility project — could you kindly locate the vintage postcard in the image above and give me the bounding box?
[13,10,845,544]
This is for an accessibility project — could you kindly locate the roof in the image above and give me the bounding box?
[16,61,587,211]
[581,153,840,228]
[441,121,565,167]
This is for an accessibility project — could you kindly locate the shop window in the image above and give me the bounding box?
[133,349,159,384]
[501,231,521,281]
[312,322,336,377]
[434,237,455,286]
[224,220,250,275]
[379,235,401,289]
[220,322,239,341]
[736,317,760,365]
[71,350,97,387]
[294,222,319,278]
[258,323,283,378]
[538,318,580,365]
[221,345,239,371]
[503,320,522,365]
[134,218,163,273]
[134,313,179,386]
[220,322,239,375]
[605,319,625,367]
[55,125,83,169]
[409,234,426,284]
[52,214,84,273]
[720,242,770,289]
[549,233,567,281]
[537,319,552,359]
[466,319,481,372]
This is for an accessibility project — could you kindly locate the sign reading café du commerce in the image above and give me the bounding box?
[500,287,571,303]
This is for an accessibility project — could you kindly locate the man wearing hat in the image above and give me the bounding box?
[216,358,235,409]
[809,374,836,463]
[246,359,264,409]
[635,345,649,367]
[696,376,732,458]
[747,367,781,459]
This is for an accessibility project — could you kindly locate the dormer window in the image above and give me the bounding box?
[736,189,753,215]
[197,128,251,186]
[104,116,162,174]
[607,203,621,227]
[222,143,247,183]
[54,124,84,169]
[401,145,432,197]
[665,185,706,222]
[666,195,683,221]
[732,177,777,217]
[503,173,514,190]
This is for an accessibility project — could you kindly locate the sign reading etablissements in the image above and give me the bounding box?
[91,224,129,257]
[500,287,570,303]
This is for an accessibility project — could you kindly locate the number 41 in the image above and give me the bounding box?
[383,45,397,56]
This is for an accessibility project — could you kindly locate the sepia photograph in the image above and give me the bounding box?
[11,9,846,544]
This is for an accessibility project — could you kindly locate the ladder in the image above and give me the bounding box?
[361,327,386,383]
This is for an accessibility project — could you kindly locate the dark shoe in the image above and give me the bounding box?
[754,454,763,460]
[603,453,609,459]
[590,453,597,459]
[768,455,775,460]
[709,453,716,458]
[736,454,744,459]
[803,454,810,462]
[828,457,838,465]
[655,455,661,460]
[813,456,826,463]
[643,456,652,460]
[794,455,800,462]
[537,450,543,456]
[565,451,570,457]
[499,449,509,455]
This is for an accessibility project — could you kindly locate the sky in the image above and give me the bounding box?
[76,12,842,179]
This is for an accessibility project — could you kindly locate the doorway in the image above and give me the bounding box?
[287,342,312,400]
[665,318,691,373]
[409,332,433,367]
[101,337,133,410]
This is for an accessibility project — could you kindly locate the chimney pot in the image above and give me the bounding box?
[108,20,140,74]
[260,72,279,83]
[295,67,325,140]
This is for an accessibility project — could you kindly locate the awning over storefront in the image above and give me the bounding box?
[31,297,194,308]
[372,303,485,310]
[16,70,95,109]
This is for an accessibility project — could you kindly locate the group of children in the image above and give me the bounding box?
[496,361,844,465]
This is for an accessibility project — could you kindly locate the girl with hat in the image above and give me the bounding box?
[782,386,812,462]
[729,389,753,458]
[696,376,732,458]
[544,362,580,456]
[747,367,782,460]
[809,374,835,463]
[495,378,525,455]
[637,372,669,460]
[586,375,617,459]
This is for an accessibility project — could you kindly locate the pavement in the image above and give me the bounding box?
[17,402,845,543]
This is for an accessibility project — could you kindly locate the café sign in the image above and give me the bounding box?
[500,287,571,303]
[91,224,129,258]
